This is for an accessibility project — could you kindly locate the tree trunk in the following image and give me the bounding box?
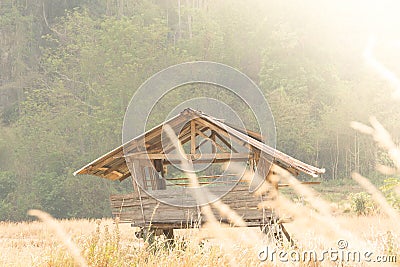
[186,0,192,39]
[177,0,181,39]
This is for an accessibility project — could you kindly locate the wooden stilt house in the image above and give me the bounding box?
[74,108,324,237]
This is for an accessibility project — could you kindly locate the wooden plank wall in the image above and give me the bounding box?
[110,184,272,227]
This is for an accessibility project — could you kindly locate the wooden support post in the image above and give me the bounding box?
[149,168,157,190]
[190,120,196,155]
[249,157,254,172]
[211,131,216,153]
[129,160,139,197]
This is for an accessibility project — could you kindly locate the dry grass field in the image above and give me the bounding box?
[0,216,262,266]
[1,196,399,266]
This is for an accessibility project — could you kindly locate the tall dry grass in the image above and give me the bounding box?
[1,214,398,266]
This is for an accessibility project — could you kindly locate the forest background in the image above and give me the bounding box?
[1,0,399,220]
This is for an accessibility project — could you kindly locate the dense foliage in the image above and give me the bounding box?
[0,0,399,220]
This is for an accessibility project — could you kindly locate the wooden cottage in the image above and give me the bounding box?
[74,108,324,237]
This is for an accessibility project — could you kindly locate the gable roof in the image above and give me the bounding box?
[74,108,325,181]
